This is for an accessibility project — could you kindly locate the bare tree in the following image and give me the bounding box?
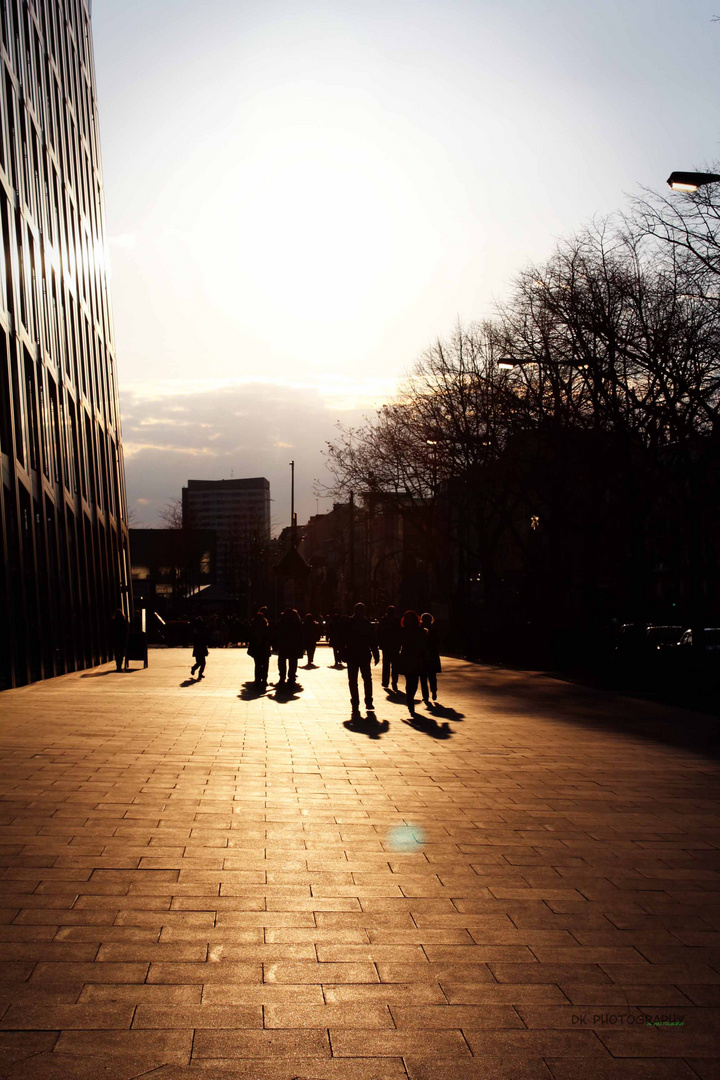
[324,206,720,645]
[629,169,720,299]
[159,497,184,530]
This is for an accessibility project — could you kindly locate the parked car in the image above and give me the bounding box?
[677,628,720,652]
[644,625,686,651]
[614,624,684,657]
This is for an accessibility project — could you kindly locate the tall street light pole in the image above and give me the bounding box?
[665,170,720,658]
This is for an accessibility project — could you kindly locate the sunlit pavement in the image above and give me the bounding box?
[0,646,718,1080]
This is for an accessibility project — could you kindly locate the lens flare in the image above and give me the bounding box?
[386,824,425,852]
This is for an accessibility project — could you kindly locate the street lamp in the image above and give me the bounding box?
[666,171,720,193]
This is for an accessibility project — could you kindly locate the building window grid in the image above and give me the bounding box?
[0,1,129,688]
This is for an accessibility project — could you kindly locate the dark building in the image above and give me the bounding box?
[129,527,216,621]
[0,2,131,688]
[182,478,271,603]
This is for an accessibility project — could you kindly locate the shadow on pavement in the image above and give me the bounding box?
[343,710,389,739]
[180,678,201,687]
[460,663,720,758]
[238,681,267,700]
[385,688,405,704]
[403,714,452,739]
[427,701,464,721]
[81,669,139,678]
[269,682,303,702]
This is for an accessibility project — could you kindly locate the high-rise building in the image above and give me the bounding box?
[182,478,271,594]
[0,2,131,688]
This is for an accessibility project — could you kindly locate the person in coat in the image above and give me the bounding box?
[274,607,304,686]
[190,617,209,679]
[419,612,441,703]
[247,611,272,689]
[341,602,379,712]
[328,612,345,667]
[377,605,402,691]
[302,613,320,666]
[397,610,429,716]
[111,608,129,672]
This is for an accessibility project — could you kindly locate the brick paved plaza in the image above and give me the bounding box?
[0,646,718,1079]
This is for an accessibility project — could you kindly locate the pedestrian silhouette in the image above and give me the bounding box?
[274,607,304,687]
[397,610,429,717]
[247,611,272,690]
[302,613,320,667]
[329,612,345,667]
[342,602,379,713]
[378,605,402,692]
[420,612,441,704]
[111,608,129,672]
[190,617,209,679]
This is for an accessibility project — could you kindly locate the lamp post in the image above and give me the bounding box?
[665,170,720,661]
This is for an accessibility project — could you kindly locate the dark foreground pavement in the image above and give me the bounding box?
[0,647,718,1080]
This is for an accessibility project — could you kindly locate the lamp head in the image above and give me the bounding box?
[667,171,720,193]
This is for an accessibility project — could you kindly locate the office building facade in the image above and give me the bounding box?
[0,1,131,688]
[182,478,270,595]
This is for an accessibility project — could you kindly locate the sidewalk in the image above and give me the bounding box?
[0,646,718,1079]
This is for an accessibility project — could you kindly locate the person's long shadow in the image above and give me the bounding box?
[238,681,266,700]
[268,681,303,703]
[343,710,389,740]
[180,677,201,687]
[427,701,465,721]
[403,714,452,739]
[81,669,139,678]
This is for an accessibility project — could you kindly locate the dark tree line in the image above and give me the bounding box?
[324,175,720,667]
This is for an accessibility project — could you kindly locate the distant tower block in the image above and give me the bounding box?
[0,2,132,688]
[182,478,271,592]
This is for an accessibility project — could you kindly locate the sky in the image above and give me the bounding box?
[91,0,720,533]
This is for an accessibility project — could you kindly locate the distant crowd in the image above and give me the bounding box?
[112,604,442,717]
[242,603,441,716]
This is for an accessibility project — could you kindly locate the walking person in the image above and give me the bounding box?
[329,612,345,667]
[420,612,441,703]
[377,604,402,691]
[190,617,209,679]
[274,607,304,686]
[397,610,429,717]
[302,613,320,666]
[111,608,129,672]
[247,610,272,689]
[342,602,379,713]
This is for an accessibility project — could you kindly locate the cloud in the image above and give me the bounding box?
[119,380,377,533]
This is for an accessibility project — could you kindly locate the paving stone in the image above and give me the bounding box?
[192,1029,331,1058]
[0,649,717,1077]
[404,1058,553,1080]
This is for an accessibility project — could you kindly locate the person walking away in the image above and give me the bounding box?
[190,617,209,679]
[329,612,345,667]
[111,608,129,672]
[342,602,379,713]
[377,605,402,691]
[419,612,441,703]
[397,610,429,716]
[302,613,320,666]
[247,611,272,689]
[274,607,304,686]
